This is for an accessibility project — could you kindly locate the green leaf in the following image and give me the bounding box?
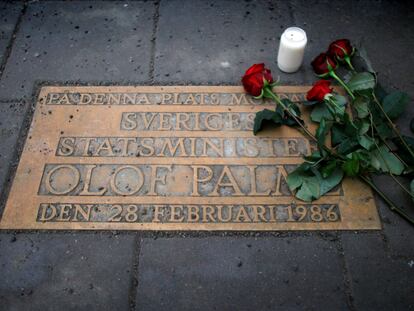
[321,160,337,178]
[296,176,320,202]
[375,122,393,140]
[286,169,304,191]
[338,140,360,155]
[283,98,301,117]
[319,168,343,196]
[328,94,347,117]
[411,118,414,134]
[303,151,323,162]
[253,109,281,135]
[382,91,410,120]
[355,119,370,135]
[343,113,359,136]
[356,46,375,73]
[287,165,343,202]
[275,99,304,126]
[343,72,353,83]
[370,145,404,175]
[342,153,360,177]
[302,100,318,106]
[331,124,347,146]
[311,104,334,123]
[331,117,361,154]
[287,162,315,191]
[353,96,369,118]
[347,72,376,91]
[316,118,330,149]
[392,135,414,166]
[332,94,347,107]
[374,84,388,101]
[357,150,373,170]
[358,135,375,150]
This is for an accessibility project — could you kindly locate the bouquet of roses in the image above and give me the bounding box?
[243,39,414,224]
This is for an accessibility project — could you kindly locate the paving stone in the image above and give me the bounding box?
[341,232,414,310]
[292,0,414,256]
[0,102,28,196]
[135,237,348,311]
[292,0,414,85]
[0,2,412,311]
[0,232,136,311]
[0,2,23,66]
[372,174,414,258]
[292,0,414,135]
[154,0,306,84]
[0,1,155,101]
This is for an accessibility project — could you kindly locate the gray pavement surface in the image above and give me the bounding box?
[0,1,413,310]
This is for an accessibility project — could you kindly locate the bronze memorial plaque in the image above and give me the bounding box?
[0,86,380,230]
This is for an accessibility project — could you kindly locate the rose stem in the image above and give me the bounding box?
[371,121,409,168]
[344,56,355,72]
[265,88,344,159]
[265,88,317,140]
[359,174,414,225]
[369,112,414,199]
[371,92,414,159]
[329,70,356,100]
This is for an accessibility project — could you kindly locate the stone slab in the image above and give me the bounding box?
[0,102,28,194]
[0,1,155,101]
[0,86,380,230]
[154,0,305,84]
[373,174,414,258]
[341,232,414,310]
[0,232,135,311]
[291,0,414,88]
[135,237,348,311]
[0,2,23,66]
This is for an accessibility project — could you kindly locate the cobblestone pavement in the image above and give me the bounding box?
[0,1,413,310]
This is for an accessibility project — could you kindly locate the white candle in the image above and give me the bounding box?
[277,27,307,73]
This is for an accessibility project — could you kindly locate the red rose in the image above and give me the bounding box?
[242,63,274,96]
[311,53,338,76]
[328,39,354,61]
[306,80,333,102]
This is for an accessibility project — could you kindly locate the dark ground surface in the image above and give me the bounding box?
[0,1,413,310]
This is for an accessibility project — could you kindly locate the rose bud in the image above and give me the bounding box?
[328,39,354,61]
[311,53,338,77]
[242,63,274,97]
[306,80,333,102]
